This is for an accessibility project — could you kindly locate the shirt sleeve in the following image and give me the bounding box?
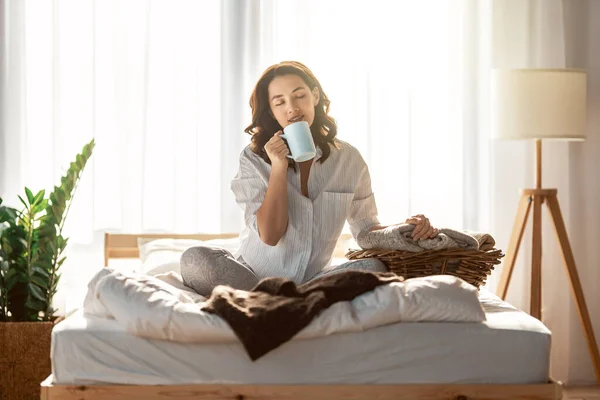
[230,151,267,236]
[347,160,380,239]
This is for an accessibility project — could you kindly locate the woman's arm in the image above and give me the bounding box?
[256,163,288,246]
[255,130,291,246]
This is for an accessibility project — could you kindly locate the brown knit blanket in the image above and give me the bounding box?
[201,270,404,361]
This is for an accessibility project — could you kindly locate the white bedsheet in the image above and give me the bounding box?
[51,289,550,385]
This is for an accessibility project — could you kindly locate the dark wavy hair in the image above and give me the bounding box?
[244,61,339,170]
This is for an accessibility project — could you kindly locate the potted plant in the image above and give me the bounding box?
[0,139,95,400]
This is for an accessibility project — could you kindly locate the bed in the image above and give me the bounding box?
[40,233,562,400]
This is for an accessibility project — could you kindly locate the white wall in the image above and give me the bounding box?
[563,0,600,385]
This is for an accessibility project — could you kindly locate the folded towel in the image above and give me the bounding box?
[356,225,423,252]
[467,231,496,251]
[201,270,403,361]
[436,228,479,250]
[357,224,494,252]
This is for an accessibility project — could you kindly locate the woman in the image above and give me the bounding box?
[181,61,438,296]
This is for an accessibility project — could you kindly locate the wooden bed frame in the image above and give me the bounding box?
[40,232,563,400]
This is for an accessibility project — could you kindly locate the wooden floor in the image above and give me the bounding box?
[565,386,600,399]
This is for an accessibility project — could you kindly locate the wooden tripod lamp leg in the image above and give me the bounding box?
[546,193,600,384]
[530,194,543,320]
[497,193,533,300]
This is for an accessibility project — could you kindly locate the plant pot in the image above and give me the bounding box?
[0,321,54,400]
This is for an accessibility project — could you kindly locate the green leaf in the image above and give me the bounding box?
[49,192,58,206]
[57,256,66,267]
[6,207,17,221]
[33,266,50,278]
[42,208,54,222]
[33,189,46,204]
[52,206,63,224]
[25,187,34,204]
[30,275,49,288]
[25,297,45,311]
[16,237,28,249]
[18,195,29,210]
[56,189,65,205]
[28,283,46,302]
[33,199,48,214]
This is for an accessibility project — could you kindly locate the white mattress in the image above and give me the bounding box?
[51,289,551,385]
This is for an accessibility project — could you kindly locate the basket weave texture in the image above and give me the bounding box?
[0,321,53,400]
[346,247,504,289]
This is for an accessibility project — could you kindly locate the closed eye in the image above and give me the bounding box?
[274,93,304,106]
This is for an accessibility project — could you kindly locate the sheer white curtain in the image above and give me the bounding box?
[1,0,223,240]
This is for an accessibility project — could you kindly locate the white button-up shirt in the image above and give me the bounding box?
[230,139,380,283]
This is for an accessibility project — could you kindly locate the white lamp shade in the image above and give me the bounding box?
[491,69,587,140]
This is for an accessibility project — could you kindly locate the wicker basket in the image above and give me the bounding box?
[346,247,504,289]
[0,321,56,400]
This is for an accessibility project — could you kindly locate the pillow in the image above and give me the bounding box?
[141,250,184,276]
[137,237,241,276]
[137,238,204,263]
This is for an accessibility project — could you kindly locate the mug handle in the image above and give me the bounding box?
[279,133,294,159]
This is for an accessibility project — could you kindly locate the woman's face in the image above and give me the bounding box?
[267,74,320,129]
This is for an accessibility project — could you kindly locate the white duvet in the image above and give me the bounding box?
[83,267,486,344]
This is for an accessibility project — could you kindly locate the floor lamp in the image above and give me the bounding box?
[491,68,600,384]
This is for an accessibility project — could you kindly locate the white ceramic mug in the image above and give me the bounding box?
[280,121,317,162]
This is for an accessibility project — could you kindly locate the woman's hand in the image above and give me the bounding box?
[264,130,290,170]
[405,214,439,240]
